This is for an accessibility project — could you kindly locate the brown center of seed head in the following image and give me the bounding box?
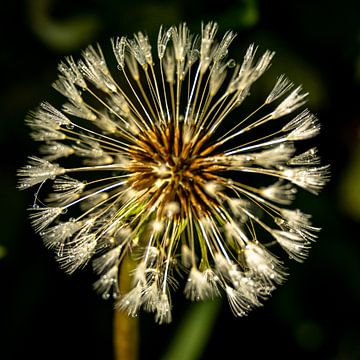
[127,122,224,219]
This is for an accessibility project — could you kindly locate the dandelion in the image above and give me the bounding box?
[18,22,329,324]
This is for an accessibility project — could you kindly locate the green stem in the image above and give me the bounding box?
[114,255,139,360]
[161,299,221,360]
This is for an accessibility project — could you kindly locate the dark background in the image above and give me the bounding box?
[1,0,359,359]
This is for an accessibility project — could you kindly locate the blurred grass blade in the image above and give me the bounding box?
[340,142,360,221]
[161,300,220,360]
[0,245,7,259]
[27,0,100,51]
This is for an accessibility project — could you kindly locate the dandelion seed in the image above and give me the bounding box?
[184,267,218,301]
[19,22,329,323]
[288,147,321,166]
[94,265,120,299]
[111,36,127,69]
[17,156,65,189]
[58,234,97,274]
[26,102,72,129]
[271,86,308,119]
[225,286,251,317]
[40,220,83,251]
[39,142,74,161]
[116,282,144,317]
[283,110,320,140]
[154,293,172,324]
[244,243,286,284]
[266,74,293,104]
[276,208,320,242]
[252,143,295,168]
[282,165,330,194]
[29,207,64,232]
[259,181,298,205]
[93,245,122,274]
[62,101,97,121]
[271,229,310,262]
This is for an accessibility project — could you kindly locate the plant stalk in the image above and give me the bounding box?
[113,255,139,360]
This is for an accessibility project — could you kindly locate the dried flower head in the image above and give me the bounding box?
[18,22,329,324]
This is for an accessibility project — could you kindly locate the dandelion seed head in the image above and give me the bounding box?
[19,22,329,323]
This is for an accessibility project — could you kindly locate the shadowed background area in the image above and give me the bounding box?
[1,0,359,359]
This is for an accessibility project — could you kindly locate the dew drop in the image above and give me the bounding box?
[66,123,74,130]
[227,59,236,68]
[33,204,39,209]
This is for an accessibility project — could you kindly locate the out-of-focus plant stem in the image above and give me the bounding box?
[114,255,139,360]
[161,299,221,360]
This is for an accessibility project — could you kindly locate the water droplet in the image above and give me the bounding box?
[102,293,110,300]
[227,59,236,68]
[66,123,74,130]
[33,204,39,209]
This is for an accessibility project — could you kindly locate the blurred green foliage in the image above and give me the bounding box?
[27,0,101,51]
[161,300,221,360]
[340,142,360,221]
[0,245,7,259]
